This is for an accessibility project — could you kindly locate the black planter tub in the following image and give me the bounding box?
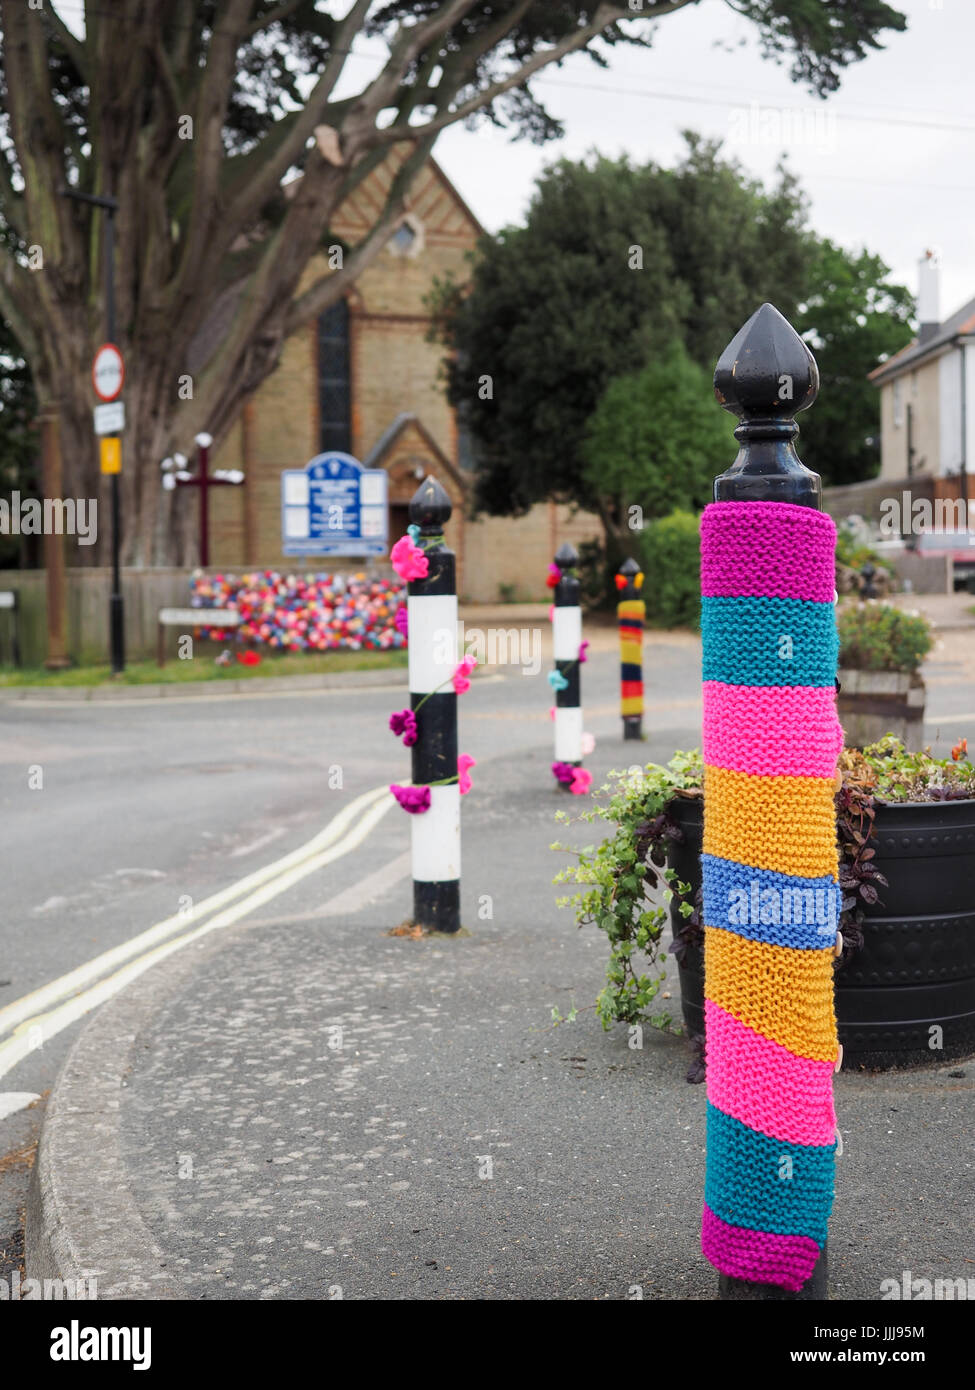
[665,794,975,1071]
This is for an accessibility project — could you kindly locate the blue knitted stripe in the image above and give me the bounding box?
[701,854,841,950]
[704,1102,835,1245]
[701,596,838,687]
[620,661,642,682]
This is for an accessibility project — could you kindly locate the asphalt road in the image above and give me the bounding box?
[2,618,973,1282]
[0,631,703,1275]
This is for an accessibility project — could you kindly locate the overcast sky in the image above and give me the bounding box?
[424,0,975,321]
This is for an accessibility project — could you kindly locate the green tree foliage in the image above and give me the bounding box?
[432,138,816,525]
[794,240,915,485]
[582,339,735,543]
[637,509,702,630]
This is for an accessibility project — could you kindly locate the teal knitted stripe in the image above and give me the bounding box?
[704,1102,835,1245]
[701,596,838,688]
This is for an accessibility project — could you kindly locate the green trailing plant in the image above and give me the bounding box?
[838,602,932,673]
[554,737,972,1034]
[552,751,703,1032]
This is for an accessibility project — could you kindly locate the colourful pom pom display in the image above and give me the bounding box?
[189,570,408,654]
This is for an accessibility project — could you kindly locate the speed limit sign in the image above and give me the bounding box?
[92,343,125,402]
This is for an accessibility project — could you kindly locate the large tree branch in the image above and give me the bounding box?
[0,0,84,288]
[220,0,374,236]
[183,0,255,238]
[0,257,41,362]
[45,4,90,79]
[341,0,478,144]
[284,135,437,335]
[370,4,637,147]
[243,0,308,40]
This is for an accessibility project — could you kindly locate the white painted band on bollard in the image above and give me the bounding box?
[554,705,583,762]
[408,594,459,694]
[411,782,461,881]
[552,605,582,661]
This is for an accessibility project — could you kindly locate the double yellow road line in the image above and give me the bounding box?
[0,783,394,1085]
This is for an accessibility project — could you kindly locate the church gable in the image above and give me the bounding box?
[331,149,483,250]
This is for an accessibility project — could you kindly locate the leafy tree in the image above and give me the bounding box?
[794,240,914,485]
[0,0,906,564]
[581,338,735,545]
[431,138,818,526]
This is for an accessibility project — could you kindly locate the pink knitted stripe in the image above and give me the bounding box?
[701,501,837,601]
[703,682,844,779]
[705,1001,837,1146]
[701,1203,821,1293]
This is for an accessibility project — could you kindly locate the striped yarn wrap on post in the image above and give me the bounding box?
[618,598,645,717]
[699,500,843,1293]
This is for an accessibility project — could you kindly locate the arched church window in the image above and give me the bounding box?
[318,298,350,453]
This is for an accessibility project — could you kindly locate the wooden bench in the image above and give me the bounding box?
[157,607,241,667]
[0,590,20,667]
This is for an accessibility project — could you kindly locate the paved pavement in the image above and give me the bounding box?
[7,622,975,1299]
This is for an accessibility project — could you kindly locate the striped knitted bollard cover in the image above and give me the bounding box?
[618,596,644,723]
[699,500,844,1293]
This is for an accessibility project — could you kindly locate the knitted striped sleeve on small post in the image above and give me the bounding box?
[699,499,843,1294]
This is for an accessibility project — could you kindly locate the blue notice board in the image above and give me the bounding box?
[281,451,388,556]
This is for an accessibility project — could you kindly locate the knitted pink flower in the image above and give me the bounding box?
[452,654,477,693]
[552,761,575,786]
[580,731,595,755]
[458,753,476,794]
[389,709,418,746]
[569,767,592,796]
[578,640,590,663]
[390,783,431,814]
[390,536,428,582]
[548,707,556,722]
[395,605,409,636]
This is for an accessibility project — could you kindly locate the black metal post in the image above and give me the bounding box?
[104,204,124,674]
[710,302,830,1301]
[408,476,460,933]
[60,187,124,673]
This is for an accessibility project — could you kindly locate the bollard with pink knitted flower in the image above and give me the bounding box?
[549,543,586,789]
[389,476,465,933]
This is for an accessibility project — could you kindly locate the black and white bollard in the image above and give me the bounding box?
[552,542,583,775]
[408,477,461,933]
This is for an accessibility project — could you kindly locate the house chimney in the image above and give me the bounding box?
[917,249,941,344]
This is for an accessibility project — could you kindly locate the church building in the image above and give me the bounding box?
[207,150,600,602]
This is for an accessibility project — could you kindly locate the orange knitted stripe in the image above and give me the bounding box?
[704,926,838,1063]
[703,765,839,881]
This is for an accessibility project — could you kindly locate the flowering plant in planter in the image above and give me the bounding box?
[554,737,975,1058]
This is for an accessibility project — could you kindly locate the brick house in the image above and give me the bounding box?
[207,150,601,601]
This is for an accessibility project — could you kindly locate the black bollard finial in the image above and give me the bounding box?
[618,556,641,592]
[409,475,452,534]
[713,303,822,508]
[554,542,579,570]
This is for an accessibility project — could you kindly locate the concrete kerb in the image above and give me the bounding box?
[25,921,267,1300]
